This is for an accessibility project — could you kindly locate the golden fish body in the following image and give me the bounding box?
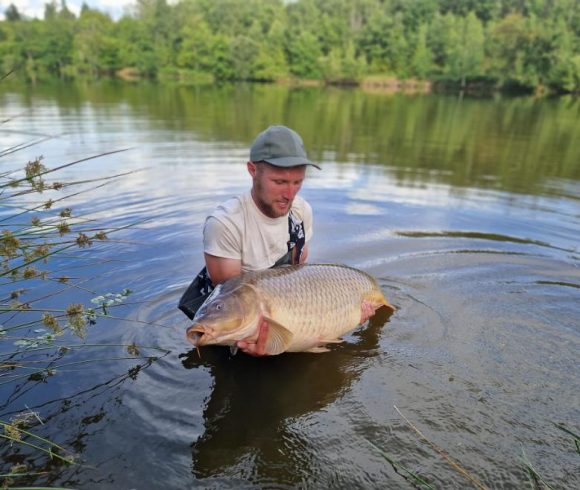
[186,264,394,355]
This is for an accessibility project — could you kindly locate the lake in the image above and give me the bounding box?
[1,81,579,489]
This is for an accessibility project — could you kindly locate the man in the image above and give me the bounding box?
[202,125,316,356]
[203,125,316,285]
[179,125,374,355]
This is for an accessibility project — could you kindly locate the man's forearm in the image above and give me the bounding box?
[204,253,242,285]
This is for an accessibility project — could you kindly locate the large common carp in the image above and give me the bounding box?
[186,264,395,356]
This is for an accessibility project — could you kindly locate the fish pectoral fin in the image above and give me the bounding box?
[320,338,343,344]
[305,338,343,354]
[262,316,293,355]
[305,347,331,353]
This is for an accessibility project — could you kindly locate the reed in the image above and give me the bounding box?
[365,438,435,489]
[0,129,167,486]
[367,407,579,489]
[393,405,488,490]
[554,423,580,455]
[521,448,555,490]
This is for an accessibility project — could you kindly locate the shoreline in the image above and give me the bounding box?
[3,71,577,97]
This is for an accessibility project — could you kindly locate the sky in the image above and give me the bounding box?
[0,0,137,20]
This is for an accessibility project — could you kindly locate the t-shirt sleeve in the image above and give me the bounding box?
[203,216,242,260]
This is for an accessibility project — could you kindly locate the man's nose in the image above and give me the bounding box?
[283,184,299,200]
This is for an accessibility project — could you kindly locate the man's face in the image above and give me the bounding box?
[248,161,306,218]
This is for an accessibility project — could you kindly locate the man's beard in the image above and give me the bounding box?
[253,181,291,219]
[257,195,291,218]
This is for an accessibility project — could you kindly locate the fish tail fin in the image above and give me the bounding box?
[365,290,396,313]
[381,297,396,313]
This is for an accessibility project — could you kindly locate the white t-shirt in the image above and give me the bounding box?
[203,192,313,272]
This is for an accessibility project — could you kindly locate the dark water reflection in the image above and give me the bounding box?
[183,310,392,486]
[1,81,579,489]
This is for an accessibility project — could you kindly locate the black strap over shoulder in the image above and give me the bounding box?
[178,211,307,320]
[287,210,306,265]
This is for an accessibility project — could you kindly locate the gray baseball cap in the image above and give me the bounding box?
[250,125,321,170]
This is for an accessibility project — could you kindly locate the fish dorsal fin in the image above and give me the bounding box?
[263,316,293,356]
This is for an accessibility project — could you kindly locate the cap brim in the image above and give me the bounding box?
[264,156,321,170]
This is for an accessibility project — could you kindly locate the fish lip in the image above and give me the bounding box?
[186,324,207,346]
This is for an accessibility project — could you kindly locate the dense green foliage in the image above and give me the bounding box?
[1,0,579,92]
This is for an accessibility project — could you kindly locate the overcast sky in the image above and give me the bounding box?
[0,0,137,20]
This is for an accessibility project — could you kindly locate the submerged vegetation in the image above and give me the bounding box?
[366,408,580,490]
[0,0,579,93]
[0,130,169,485]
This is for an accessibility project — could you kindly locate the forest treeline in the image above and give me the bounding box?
[1,0,579,93]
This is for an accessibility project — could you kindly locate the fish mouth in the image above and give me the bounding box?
[186,324,207,347]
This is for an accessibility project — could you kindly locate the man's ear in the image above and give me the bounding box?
[247,161,257,178]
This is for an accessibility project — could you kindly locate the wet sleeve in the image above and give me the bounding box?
[203,217,242,260]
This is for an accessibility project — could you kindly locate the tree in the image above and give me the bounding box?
[358,13,388,73]
[386,12,410,77]
[4,3,21,21]
[73,9,118,77]
[0,22,18,76]
[286,31,323,79]
[548,18,580,92]
[438,0,500,22]
[115,16,157,76]
[0,0,577,92]
[341,41,367,81]
[210,34,235,80]
[59,0,76,21]
[448,12,485,85]
[39,1,76,77]
[411,23,433,79]
[44,1,57,20]
[134,0,180,71]
[252,19,289,81]
[320,40,367,83]
[176,17,216,75]
[429,12,484,84]
[487,12,553,89]
[230,35,259,80]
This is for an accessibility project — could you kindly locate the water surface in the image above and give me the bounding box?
[1,81,579,489]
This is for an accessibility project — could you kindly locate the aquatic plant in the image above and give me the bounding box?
[0,138,169,486]
[554,423,580,456]
[365,437,435,489]
[368,407,579,489]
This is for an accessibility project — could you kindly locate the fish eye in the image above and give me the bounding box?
[214,302,223,311]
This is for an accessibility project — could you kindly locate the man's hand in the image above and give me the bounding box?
[360,300,376,324]
[237,318,269,356]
